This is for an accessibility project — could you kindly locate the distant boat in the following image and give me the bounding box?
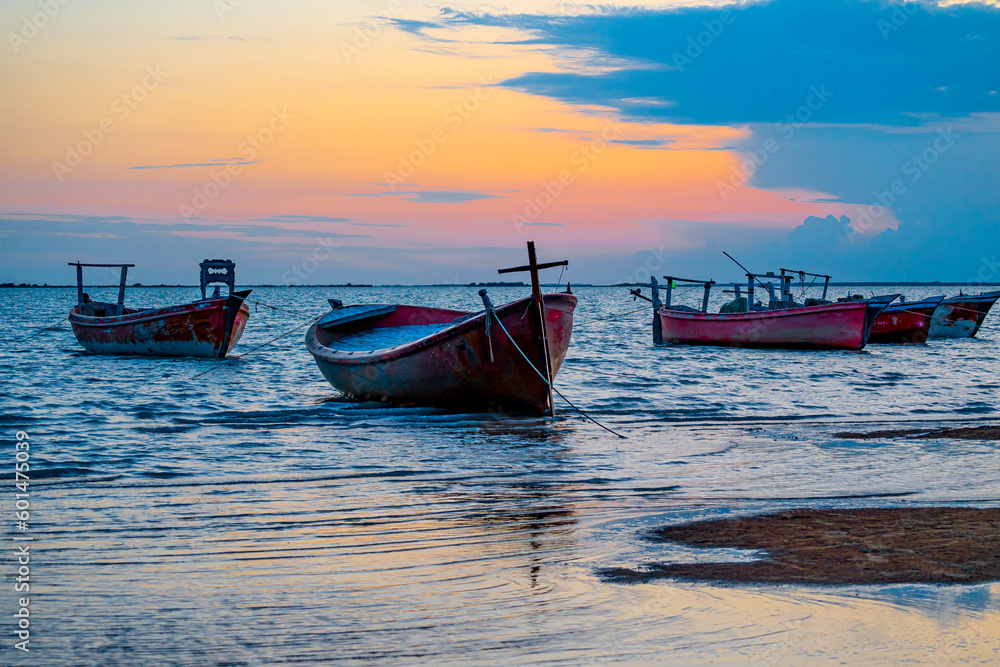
[305,243,576,415]
[928,291,1000,338]
[867,296,944,344]
[68,260,251,358]
[630,264,898,350]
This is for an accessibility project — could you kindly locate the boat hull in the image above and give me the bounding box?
[928,291,1000,338]
[656,299,894,350]
[868,297,944,344]
[69,293,251,357]
[305,294,577,414]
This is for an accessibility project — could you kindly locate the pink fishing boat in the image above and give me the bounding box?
[631,268,897,350]
[68,260,251,358]
[868,296,944,344]
[305,243,576,415]
[928,291,1000,338]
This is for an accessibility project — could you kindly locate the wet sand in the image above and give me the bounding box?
[835,424,1000,440]
[600,508,1000,585]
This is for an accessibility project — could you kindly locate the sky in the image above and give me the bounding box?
[1,0,999,285]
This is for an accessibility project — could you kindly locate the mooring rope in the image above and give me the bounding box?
[249,299,314,318]
[15,314,70,343]
[883,307,940,318]
[573,304,649,329]
[190,313,321,380]
[944,304,993,316]
[485,306,627,439]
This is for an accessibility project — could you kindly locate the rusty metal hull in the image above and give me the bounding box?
[305,294,576,414]
[928,291,1000,338]
[868,296,944,344]
[69,294,251,357]
[656,298,896,350]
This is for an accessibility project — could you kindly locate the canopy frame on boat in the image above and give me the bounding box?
[69,262,135,315]
[780,267,831,301]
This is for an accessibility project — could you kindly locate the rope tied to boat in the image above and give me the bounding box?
[883,307,941,318]
[479,292,626,439]
[14,314,71,343]
[249,300,313,317]
[190,312,322,380]
[573,304,649,329]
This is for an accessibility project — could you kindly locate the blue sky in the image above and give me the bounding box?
[1,0,999,285]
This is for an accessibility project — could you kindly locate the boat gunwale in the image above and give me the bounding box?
[657,300,871,322]
[68,297,247,328]
[880,296,945,313]
[938,290,1000,305]
[306,293,576,365]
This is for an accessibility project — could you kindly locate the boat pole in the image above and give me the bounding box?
[116,266,128,316]
[724,251,773,308]
[527,242,555,416]
[75,263,84,306]
[498,242,568,416]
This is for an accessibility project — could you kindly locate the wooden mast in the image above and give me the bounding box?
[497,241,568,416]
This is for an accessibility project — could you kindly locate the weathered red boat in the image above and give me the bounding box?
[305,243,576,415]
[928,290,1000,338]
[631,268,897,351]
[868,296,944,344]
[68,260,251,358]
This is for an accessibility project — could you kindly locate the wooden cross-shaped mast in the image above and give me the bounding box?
[497,241,568,416]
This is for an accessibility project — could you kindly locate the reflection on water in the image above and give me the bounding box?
[2,285,999,665]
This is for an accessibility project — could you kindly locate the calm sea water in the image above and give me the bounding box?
[2,284,999,665]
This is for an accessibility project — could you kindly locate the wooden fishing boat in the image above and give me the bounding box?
[868,296,944,344]
[68,260,251,358]
[928,291,1000,338]
[305,243,576,415]
[630,267,898,350]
